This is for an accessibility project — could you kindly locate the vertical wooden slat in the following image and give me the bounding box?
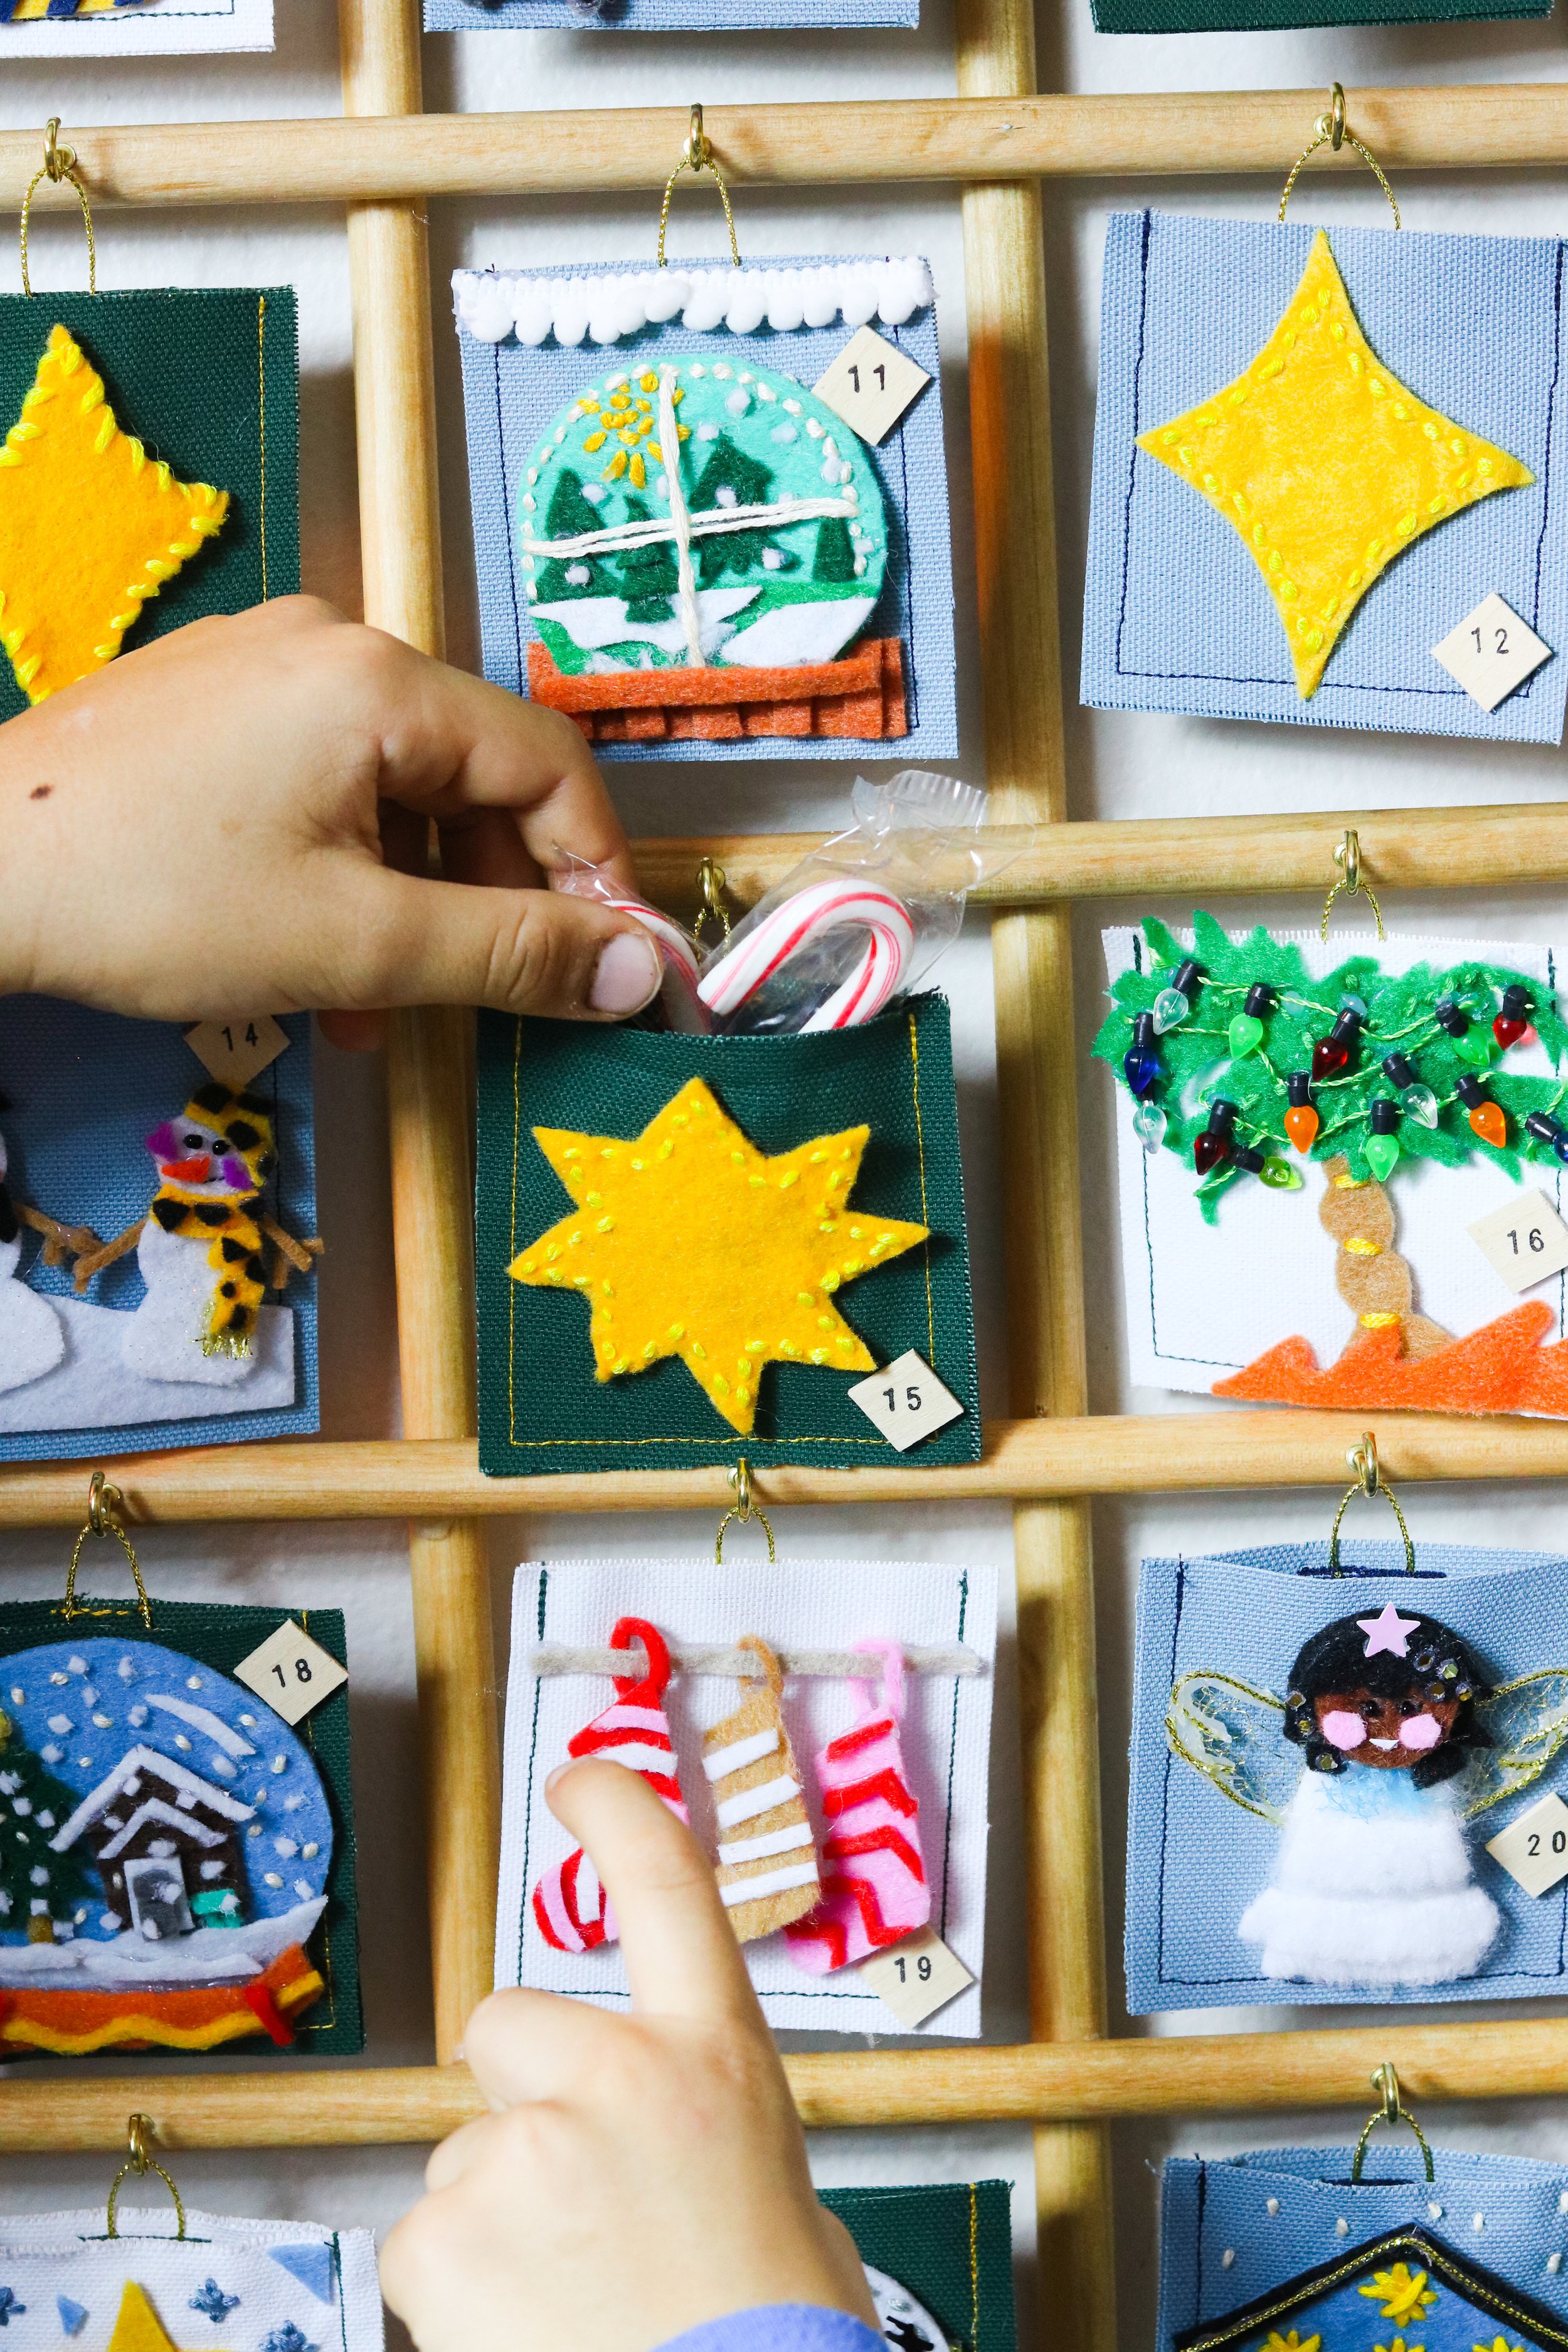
[339,0,502,2063]
[954,6,1117,2348]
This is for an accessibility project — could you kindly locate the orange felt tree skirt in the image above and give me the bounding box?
[527,636,907,742]
[1215,1300,1568,1416]
[0,1943,322,2057]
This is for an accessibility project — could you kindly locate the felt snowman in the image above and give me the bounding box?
[119,1084,279,1389]
[0,1114,65,1396]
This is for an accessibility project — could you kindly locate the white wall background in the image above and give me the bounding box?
[4,9,1568,2345]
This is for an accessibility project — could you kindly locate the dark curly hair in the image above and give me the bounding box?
[1282,1610,1493,1789]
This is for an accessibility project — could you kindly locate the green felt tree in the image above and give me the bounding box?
[813,516,857,585]
[614,496,679,623]
[534,470,612,603]
[0,1713,94,1942]
[687,435,800,588]
[1091,911,1568,1225]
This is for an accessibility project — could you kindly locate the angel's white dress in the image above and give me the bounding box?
[1238,1765,1500,1986]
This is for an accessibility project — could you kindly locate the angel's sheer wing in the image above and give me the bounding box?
[1166,1672,1295,1825]
[1463,1669,1568,1819]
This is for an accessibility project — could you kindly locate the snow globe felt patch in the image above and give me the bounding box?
[0,1004,318,1462]
[1081,215,1568,742]
[1158,2144,1568,2352]
[1126,1535,1568,2015]
[474,993,979,1475]
[0,1596,359,2055]
[452,256,955,763]
[820,2183,1015,2352]
[0,2208,382,2352]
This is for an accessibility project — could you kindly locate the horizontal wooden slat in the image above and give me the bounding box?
[11,1411,1568,1525]
[5,88,1568,212]
[4,2017,1568,2147]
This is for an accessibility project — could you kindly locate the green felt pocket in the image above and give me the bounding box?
[820,2181,1017,2352]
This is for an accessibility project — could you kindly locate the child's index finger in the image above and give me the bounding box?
[546,1758,765,2025]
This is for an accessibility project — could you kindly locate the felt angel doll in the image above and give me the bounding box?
[1170,1602,1568,1987]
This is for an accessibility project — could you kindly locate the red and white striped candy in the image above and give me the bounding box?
[600,894,708,1026]
[697,880,914,1034]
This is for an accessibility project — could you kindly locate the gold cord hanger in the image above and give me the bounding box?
[715,1458,776,1565]
[19,118,97,299]
[62,1471,154,1628]
[694,855,731,947]
[1279,83,1401,232]
[1328,1431,1415,1577]
[657,105,741,270]
[107,2113,187,2239]
[1321,827,1386,942]
[1351,2061,1435,2183]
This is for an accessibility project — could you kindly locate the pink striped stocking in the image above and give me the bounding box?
[784,1639,930,1974]
[532,1616,688,1954]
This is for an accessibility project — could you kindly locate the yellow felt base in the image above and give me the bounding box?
[510,1074,928,1436]
[0,323,228,704]
[1137,230,1533,698]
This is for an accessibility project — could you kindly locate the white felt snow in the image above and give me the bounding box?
[0,1896,325,1989]
[0,1242,65,1395]
[723,594,879,668]
[121,1220,262,1390]
[0,1296,295,1433]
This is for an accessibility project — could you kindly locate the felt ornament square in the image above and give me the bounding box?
[1126,1534,1568,2015]
[0,1003,318,1462]
[0,0,272,51]
[475,993,978,1476]
[0,289,296,719]
[430,0,911,29]
[1158,2144,1568,2352]
[1091,0,1542,34]
[495,1555,996,2035]
[822,2183,1016,2352]
[1081,214,1568,742]
[451,256,955,762]
[0,2208,380,2352]
[0,1593,360,2055]
[1099,917,1568,1418]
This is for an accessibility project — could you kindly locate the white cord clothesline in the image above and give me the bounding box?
[529,1641,983,1681]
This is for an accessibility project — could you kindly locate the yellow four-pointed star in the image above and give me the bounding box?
[105,2283,204,2352]
[509,1076,929,1435]
[1138,231,1533,698]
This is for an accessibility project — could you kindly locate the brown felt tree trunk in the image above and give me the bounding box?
[1318,1153,1451,1361]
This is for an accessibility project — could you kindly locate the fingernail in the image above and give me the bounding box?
[589,931,663,1015]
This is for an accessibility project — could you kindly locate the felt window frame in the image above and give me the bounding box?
[1126,1535,1568,2016]
[475,992,980,1476]
[0,1004,318,1461]
[451,254,956,763]
[1080,213,1568,743]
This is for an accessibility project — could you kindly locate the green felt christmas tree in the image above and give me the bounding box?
[1093,912,1568,1223]
[687,435,800,588]
[0,1714,93,1942]
[615,495,679,622]
[534,470,613,603]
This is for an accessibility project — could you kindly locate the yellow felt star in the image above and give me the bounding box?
[105,2284,199,2352]
[1359,2265,1439,2324]
[509,1075,930,1435]
[1138,230,1533,699]
[0,324,228,704]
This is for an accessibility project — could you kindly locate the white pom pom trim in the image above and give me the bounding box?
[454,256,935,346]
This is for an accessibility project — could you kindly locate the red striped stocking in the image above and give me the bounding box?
[785,1639,930,1973]
[532,1617,688,1953]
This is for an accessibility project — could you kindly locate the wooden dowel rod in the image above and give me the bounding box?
[633,804,1568,913]
[6,2016,1568,2146]
[9,88,1568,211]
[14,1409,1568,1524]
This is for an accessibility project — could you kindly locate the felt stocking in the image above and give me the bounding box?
[703,1636,820,1942]
[785,1639,930,1973]
[532,1617,687,1954]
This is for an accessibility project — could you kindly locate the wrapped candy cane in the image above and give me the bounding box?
[698,880,914,1034]
[600,893,704,1002]
[553,857,709,1031]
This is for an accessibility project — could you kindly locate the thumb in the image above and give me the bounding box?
[347,869,664,1020]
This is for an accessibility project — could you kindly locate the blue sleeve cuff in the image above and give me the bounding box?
[654,2307,886,2352]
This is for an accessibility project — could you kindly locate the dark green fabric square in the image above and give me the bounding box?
[1092,0,1542,29]
[820,2181,1017,2352]
[0,287,299,724]
[0,1594,361,2057]
[475,993,980,1476]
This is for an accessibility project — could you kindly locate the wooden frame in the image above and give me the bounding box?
[4,18,1565,2352]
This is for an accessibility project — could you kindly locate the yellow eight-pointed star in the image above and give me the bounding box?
[105,2283,204,2352]
[509,1076,929,1435]
[1138,231,1533,699]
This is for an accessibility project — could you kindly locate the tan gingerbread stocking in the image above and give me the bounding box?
[702,1636,820,1942]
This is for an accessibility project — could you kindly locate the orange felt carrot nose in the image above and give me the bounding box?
[163,1155,212,1183]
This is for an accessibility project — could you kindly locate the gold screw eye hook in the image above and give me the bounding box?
[714,1457,776,1565]
[19,116,97,300]
[657,102,741,271]
[1350,1428,1379,1496]
[694,856,731,948]
[65,1471,153,1628]
[686,103,709,167]
[107,2113,186,2240]
[1350,2061,1436,2184]
[1279,84,1400,231]
[1328,1431,1416,1577]
[1326,80,1347,149]
[1322,827,1386,943]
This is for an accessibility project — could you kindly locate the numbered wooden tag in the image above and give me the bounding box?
[1433,592,1551,712]
[1467,1188,1568,1293]
[1486,1789,1568,1897]
[856,1926,975,2026]
[233,1618,348,1725]
[847,1350,965,1451]
[812,326,932,447]
[184,1012,290,1088]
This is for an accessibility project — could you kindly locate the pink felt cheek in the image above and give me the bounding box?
[1399,1712,1443,1751]
[1320,1710,1367,1751]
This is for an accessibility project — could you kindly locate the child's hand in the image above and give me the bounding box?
[0,598,664,1047]
[380,1761,876,2352]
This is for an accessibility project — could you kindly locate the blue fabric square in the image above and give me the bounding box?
[452,255,956,764]
[1127,1537,1568,2014]
[0,1002,318,1463]
[1082,211,1568,741]
[427,0,914,27]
